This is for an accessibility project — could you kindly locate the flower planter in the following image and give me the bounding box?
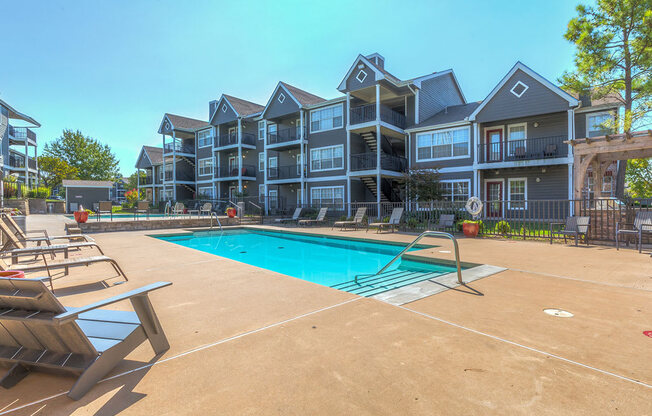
[74,211,89,223]
[0,271,25,279]
[226,207,237,218]
[462,222,480,238]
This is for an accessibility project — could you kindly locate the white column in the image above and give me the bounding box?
[263,119,268,215]
[567,109,575,212]
[299,109,305,205]
[24,138,28,187]
[172,131,177,200]
[136,168,140,197]
[346,92,351,216]
[567,109,575,156]
[237,118,243,192]
[415,89,420,124]
[473,122,480,197]
[162,134,166,199]
[376,84,381,218]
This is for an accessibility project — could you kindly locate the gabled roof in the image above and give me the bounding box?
[407,102,481,131]
[469,61,580,121]
[260,82,326,118]
[158,113,210,133]
[337,54,392,91]
[0,98,40,127]
[143,146,163,165]
[209,94,264,124]
[411,69,467,104]
[62,179,113,188]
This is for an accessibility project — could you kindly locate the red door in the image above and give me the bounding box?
[485,181,503,217]
[486,129,503,162]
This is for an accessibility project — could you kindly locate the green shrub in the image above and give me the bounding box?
[381,216,390,223]
[496,220,511,235]
[27,186,51,199]
[406,217,419,229]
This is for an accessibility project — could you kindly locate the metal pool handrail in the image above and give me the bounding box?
[210,212,222,231]
[374,230,463,284]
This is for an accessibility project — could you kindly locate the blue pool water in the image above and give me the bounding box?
[153,229,459,294]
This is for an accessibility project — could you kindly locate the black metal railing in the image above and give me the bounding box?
[214,132,256,148]
[478,135,567,163]
[214,164,257,178]
[350,153,407,172]
[163,142,195,154]
[8,155,24,168]
[267,165,305,180]
[143,176,154,185]
[28,158,36,170]
[349,104,406,129]
[7,125,15,138]
[267,127,304,146]
[164,170,195,182]
[10,127,37,142]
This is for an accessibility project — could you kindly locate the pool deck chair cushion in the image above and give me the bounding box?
[367,207,404,233]
[616,211,652,253]
[0,277,171,400]
[333,207,367,230]
[550,216,590,246]
[134,201,150,220]
[0,214,94,248]
[431,214,455,232]
[96,201,113,222]
[275,208,302,223]
[298,208,328,226]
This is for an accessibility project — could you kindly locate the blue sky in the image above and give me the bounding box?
[2,0,586,175]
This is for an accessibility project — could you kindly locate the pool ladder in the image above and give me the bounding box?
[209,212,222,231]
[358,230,463,285]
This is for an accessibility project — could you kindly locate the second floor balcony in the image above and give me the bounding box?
[215,133,256,148]
[214,164,257,179]
[478,135,568,164]
[142,176,155,185]
[164,170,195,182]
[349,103,406,130]
[8,126,37,144]
[267,127,304,147]
[267,165,306,181]
[350,153,407,173]
[163,142,195,155]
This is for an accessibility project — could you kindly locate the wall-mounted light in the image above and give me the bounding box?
[536,177,541,183]
[494,170,500,175]
[542,168,546,173]
[533,122,539,128]
[357,64,365,69]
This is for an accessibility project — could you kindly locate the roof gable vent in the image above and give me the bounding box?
[366,53,385,69]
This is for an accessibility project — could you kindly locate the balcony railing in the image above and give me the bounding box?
[267,127,304,146]
[477,135,568,164]
[8,155,24,168]
[349,104,406,129]
[267,165,306,180]
[143,176,154,185]
[8,126,37,143]
[350,153,408,172]
[215,132,256,148]
[28,158,36,170]
[163,142,195,154]
[214,164,257,178]
[164,170,195,182]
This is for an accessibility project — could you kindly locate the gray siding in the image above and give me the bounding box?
[409,124,474,169]
[0,106,7,168]
[475,69,571,123]
[344,61,378,92]
[481,165,568,201]
[264,88,300,119]
[211,97,238,125]
[65,187,111,212]
[418,73,465,123]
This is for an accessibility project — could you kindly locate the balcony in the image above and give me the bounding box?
[350,153,407,173]
[164,171,195,182]
[163,142,195,155]
[8,155,25,169]
[349,104,406,129]
[214,164,257,179]
[214,132,256,148]
[267,127,304,146]
[142,176,155,185]
[267,165,306,181]
[8,126,37,144]
[28,158,36,170]
[477,135,568,164]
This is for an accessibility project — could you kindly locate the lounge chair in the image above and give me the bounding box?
[333,207,367,230]
[275,207,302,224]
[430,214,455,232]
[172,202,185,217]
[368,207,404,233]
[1,213,94,247]
[0,276,171,400]
[616,211,652,252]
[298,207,328,227]
[96,201,113,222]
[134,201,150,219]
[188,202,212,217]
[1,241,104,266]
[550,216,590,246]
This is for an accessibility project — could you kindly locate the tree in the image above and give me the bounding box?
[126,171,146,190]
[37,155,79,188]
[625,158,652,198]
[404,168,442,202]
[43,129,120,181]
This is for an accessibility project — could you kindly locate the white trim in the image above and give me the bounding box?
[483,178,505,202]
[309,103,344,134]
[506,122,527,154]
[585,111,616,138]
[510,81,529,98]
[197,157,214,176]
[277,93,286,104]
[195,179,214,184]
[337,54,385,91]
[439,179,472,202]
[197,185,215,199]
[507,177,528,210]
[405,120,470,133]
[438,165,475,173]
[309,185,345,210]
[197,129,213,149]
[356,69,368,83]
[306,175,348,182]
[309,144,344,172]
[260,82,303,118]
[258,152,265,172]
[63,185,113,189]
[258,120,265,140]
[415,126,471,162]
[469,62,580,121]
[221,104,228,113]
[476,156,573,170]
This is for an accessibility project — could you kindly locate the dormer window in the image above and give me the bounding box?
[278,93,286,103]
[356,69,368,83]
[222,104,228,113]
[510,81,528,98]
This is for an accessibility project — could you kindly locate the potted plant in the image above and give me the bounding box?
[462,220,482,238]
[74,205,89,223]
[226,207,237,218]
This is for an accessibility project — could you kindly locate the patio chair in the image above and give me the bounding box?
[298,207,328,227]
[134,201,150,219]
[549,216,590,246]
[0,277,171,400]
[513,146,526,160]
[543,143,558,158]
[200,202,213,216]
[96,201,113,222]
[172,202,185,217]
[333,207,367,230]
[430,214,455,232]
[367,207,404,233]
[616,211,652,253]
[275,207,302,223]
[1,213,94,247]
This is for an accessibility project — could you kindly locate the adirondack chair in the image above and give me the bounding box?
[0,277,171,400]
[368,207,404,233]
[430,214,455,232]
[96,201,113,222]
[550,216,590,246]
[134,201,150,219]
[616,211,652,253]
[1,213,94,248]
[275,207,302,223]
[298,208,328,227]
[333,207,367,230]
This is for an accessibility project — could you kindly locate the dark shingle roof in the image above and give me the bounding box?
[368,60,402,85]
[280,82,326,106]
[166,113,210,130]
[223,95,264,117]
[143,145,163,165]
[62,180,113,188]
[409,102,481,129]
[569,91,624,108]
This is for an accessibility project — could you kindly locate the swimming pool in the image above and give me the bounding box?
[153,229,460,296]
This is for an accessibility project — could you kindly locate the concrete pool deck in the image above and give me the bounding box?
[1,215,650,415]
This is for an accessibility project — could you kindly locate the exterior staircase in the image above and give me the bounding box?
[360,176,389,202]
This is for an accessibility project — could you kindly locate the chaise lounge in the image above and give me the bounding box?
[298,207,328,227]
[367,207,403,233]
[333,207,366,230]
[1,213,94,248]
[275,207,302,224]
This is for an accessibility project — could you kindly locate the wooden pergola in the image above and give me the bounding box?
[567,130,652,199]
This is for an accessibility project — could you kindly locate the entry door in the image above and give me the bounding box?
[296,154,302,176]
[229,186,237,200]
[485,181,503,217]
[228,127,238,143]
[228,156,238,176]
[296,118,302,139]
[486,129,503,162]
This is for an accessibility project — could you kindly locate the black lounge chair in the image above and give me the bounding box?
[550,216,590,246]
[616,211,652,253]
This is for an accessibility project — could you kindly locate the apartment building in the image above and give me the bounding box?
[0,98,40,187]
[137,53,621,216]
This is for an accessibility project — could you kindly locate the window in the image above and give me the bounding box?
[310,145,344,171]
[586,112,614,138]
[416,127,470,161]
[508,178,527,210]
[268,157,278,178]
[440,180,470,202]
[310,104,343,133]
[602,174,613,195]
[258,153,265,172]
[258,121,265,140]
[259,184,265,203]
[197,129,213,148]
[222,104,228,113]
[198,158,213,176]
[269,189,278,209]
[510,81,528,98]
[267,123,277,140]
[310,186,344,209]
[356,70,368,83]
[278,93,286,104]
[198,186,214,199]
[507,123,527,155]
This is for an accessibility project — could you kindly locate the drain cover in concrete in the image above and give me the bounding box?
[543,308,573,318]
